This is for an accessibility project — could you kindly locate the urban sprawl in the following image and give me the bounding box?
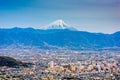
[0,48,120,80]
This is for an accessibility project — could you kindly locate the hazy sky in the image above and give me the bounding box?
[0,0,120,33]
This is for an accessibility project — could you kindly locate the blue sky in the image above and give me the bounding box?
[0,0,120,33]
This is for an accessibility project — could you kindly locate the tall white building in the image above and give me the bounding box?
[48,61,54,68]
[97,64,101,72]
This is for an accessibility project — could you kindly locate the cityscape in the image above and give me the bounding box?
[0,47,120,80]
[0,0,120,80]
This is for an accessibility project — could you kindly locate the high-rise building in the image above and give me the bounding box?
[48,61,54,68]
[97,64,101,72]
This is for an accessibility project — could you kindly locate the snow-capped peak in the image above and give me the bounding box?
[50,20,69,28]
[42,20,77,30]
[43,20,69,29]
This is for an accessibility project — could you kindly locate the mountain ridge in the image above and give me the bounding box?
[0,27,120,49]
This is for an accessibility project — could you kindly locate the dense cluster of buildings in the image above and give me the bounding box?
[0,48,120,80]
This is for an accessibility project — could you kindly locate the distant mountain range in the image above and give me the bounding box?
[0,20,120,49]
[0,27,120,49]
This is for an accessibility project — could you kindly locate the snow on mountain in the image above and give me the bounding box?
[41,20,77,30]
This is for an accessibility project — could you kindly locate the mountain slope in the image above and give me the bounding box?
[0,28,120,49]
[0,56,27,67]
[41,20,77,31]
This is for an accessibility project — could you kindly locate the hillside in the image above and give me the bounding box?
[0,28,120,49]
[0,56,27,67]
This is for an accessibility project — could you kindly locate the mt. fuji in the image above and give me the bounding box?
[42,20,77,31]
